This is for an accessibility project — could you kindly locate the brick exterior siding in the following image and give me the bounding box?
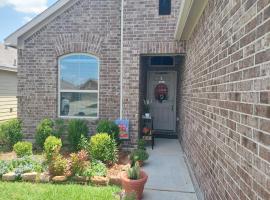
[180,0,270,199]
[17,0,185,142]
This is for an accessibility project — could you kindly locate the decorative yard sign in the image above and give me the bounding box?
[115,119,129,140]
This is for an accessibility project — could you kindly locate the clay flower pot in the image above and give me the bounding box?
[121,171,148,200]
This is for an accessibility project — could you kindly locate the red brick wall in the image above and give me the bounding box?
[180,0,270,199]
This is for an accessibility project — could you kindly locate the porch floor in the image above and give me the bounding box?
[142,138,198,200]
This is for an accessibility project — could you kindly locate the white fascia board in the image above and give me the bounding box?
[4,0,72,48]
[0,65,17,72]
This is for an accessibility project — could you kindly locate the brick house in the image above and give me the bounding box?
[5,0,270,199]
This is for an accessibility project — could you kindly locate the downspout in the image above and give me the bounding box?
[120,0,124,119]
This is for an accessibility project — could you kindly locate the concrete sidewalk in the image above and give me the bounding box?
[142,139,198,200]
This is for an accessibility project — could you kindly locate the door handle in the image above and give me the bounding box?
[171,105,174,111]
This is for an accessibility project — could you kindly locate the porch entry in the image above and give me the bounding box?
[147,71,177,132]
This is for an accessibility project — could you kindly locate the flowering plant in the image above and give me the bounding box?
[143,99,150,113]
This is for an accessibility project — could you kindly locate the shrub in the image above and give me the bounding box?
[35,119,54,148]
[78,135,89,152]
[70,150,89,176]
[84,160,107,177]
[49,155,68,176]
[0,119,23,149]
[90,133,118,164]
[127,162,140,180]
[130,149,149,164]
[13,142,32,157]
[44,136,62,162]
[53,119,65,138]
[96,120,120,143]
[68,119,89,151]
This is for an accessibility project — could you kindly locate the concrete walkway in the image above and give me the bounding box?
[142,138,198,200]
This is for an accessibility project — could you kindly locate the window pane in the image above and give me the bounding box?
[60,92,98,117]
[60,55,98,90]
[159,0,171,15]
[151,56,174,65]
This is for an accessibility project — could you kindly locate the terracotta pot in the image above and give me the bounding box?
[121,171,148,200]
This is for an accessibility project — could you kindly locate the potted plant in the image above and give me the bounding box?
[143,99,150,118]
[130,149,149,167]
[121,162,148,200]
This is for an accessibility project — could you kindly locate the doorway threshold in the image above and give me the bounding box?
[154,130,178,139]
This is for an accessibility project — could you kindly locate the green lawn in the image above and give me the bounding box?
[0,182,121,200]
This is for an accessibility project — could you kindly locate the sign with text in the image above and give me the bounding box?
[115,119,129,140]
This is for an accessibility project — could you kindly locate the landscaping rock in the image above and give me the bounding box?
[21,172,38,182]
[91,176,109,186]
[73,176,88,183]
[39,173,50,183]
[52,176,67,183]
[109,175,121,186]
[2,172,16,181]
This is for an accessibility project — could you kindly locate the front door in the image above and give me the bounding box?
[147,71,177,131]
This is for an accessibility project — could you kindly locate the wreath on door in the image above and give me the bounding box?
[155,83,168,103]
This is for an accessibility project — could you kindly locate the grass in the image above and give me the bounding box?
[0,182,121,200]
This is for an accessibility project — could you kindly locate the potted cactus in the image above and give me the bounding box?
[121,162,148,200]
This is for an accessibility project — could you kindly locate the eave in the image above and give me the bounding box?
[175,0,208,41]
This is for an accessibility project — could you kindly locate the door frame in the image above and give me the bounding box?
[147,70,177,132]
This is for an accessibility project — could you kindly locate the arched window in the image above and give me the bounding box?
[58,54,99,118]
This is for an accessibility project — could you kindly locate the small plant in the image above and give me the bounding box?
[68,119,89,151]
[143,99,150,113]
[70,150,89,176]
[90,133,118,164]
[44,136,62,162]
[49,155,68,176]
[137,139,146,150]
[78,135,89,152]
[13,141,32,157]
[130,149,149,165]
[0,119,23,149]
[127,162,140,180]
[35,118,54,148]
[0,160,11,177]
[90,160,107,177]
[96,120,120,143]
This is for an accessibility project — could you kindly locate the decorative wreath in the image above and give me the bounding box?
[155,83,168,103]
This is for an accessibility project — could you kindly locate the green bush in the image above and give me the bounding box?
[44,136,62,162]
[53,119,65,138]
[78,135,89,152]
[84,160,107,177]
[0,160,11,177]
[0,119,23,149]
[35,119,54,148]
[68,119,89,151]
[130,149,149,166]
[13,142,32,157]
[90,133,118,164]
[96,120,120,143]
[49,155,67,176]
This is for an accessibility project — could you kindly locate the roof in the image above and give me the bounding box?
[5,0,74,48]
[0,44,17,72]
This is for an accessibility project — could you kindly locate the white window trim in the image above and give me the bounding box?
[58,53,100,119]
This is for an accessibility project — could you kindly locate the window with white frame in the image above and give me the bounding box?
[59,54,99,118]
